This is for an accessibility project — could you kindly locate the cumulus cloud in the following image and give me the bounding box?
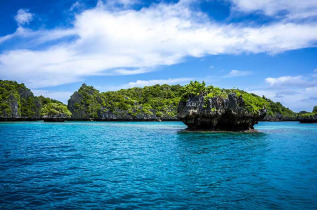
[231,0,317,19]
[32,90,73,104]
[0,1,317,88]
[265,76,317,88]
[225,70,253,78]
[15,9,33,25]
[250,73,317,111]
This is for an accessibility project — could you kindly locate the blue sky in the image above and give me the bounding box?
[0,0,316,111]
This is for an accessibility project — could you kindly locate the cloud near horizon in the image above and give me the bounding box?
[0,0,317,88]
[250,73,317,112]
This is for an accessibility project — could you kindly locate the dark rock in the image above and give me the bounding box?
[177,93,266,131]
[298,114,317,123]
[5,94,19,118]
[263,114,298,121]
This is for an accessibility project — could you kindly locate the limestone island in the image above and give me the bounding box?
[177,81,268,131]
[298,106,317,123]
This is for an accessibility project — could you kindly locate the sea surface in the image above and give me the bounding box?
[0,121,316,209]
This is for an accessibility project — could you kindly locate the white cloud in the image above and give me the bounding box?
[0,1,317,88]
[32,90,73,104]
[225,70,253,77]
[15,9,33,25]
[250,74,317,111]
[265,76,317,88]
[231,0,317,19]
[251,87,317,112]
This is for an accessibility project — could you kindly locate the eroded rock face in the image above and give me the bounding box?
[67,84,178,121]
[298,114,317,123]
[263,114,297,121]
[177,93,267,131]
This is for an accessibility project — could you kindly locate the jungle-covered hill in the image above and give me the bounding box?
[0,80,297,121]
[0,80,70,119]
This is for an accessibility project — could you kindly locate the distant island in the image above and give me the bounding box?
[1,80,316,126]
[298,107,317,123]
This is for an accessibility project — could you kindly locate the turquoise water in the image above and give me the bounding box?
[0,121,316,209]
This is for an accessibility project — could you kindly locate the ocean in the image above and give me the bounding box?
[0,121,316,208]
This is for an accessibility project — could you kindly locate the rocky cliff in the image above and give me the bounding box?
[0,80,41,119]
[178,93,266,131]
[0,80,71,120]
[67,83,180,121]
[298,114,317,123]
[298,106,317,123]
[263,114,298,121]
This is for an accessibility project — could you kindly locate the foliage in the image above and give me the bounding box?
[298,105,317,118]
[0,80,71,118]
[41,103,71,118]
[71,83,183,119]
[38,96,71,118]
[230,89,268,113]
[180,81,206,101]
[180,81,297,116]
[0,80,36,117]
[263,97,297,118]
[300,112,316,117]
[70,81,296,119]
[70,84,102,118]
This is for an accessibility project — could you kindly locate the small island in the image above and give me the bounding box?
[177,81,267,131]
[298,106,317,123]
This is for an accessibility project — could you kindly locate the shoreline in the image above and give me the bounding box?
[179,128,260,133]
[0,118,301,122]
[0,118,180,122]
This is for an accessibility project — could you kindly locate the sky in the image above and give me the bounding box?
[0,0,316,112]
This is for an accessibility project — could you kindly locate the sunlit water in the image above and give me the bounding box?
[0,121,316,208]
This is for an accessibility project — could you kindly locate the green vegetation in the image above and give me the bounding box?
[69,84,102,118]
[0,80,70,118]
[180,81,297,116]
[0,80,37,118]
[263,97,297,119]
[71,83,183,119]
[71,81,297,119]
[298,105,317,118]
[38,96,71,118]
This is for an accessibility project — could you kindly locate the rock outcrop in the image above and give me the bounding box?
[263,114,298,121]
[0,81,41,119]
[298,114,317,123]
[0,80,70,121]
[67,84,179,121]
[178,93,267,131]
